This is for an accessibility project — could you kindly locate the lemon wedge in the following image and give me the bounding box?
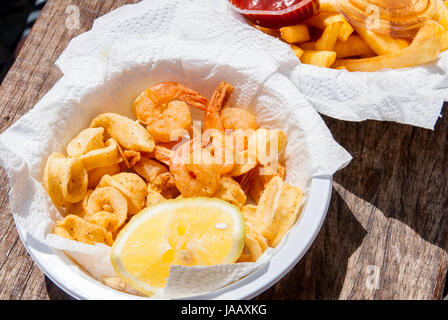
[110,197,245,296]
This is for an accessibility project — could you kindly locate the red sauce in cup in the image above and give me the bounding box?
[229,0,320,28]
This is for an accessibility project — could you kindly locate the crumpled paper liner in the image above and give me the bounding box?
[290,57,448,129]
[0,0,354,299]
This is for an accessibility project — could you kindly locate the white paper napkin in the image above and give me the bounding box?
[290,57,448,129]
[0,0,354,298]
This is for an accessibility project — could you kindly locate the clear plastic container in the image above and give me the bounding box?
[228,0,320,28]
[331,0,440,38]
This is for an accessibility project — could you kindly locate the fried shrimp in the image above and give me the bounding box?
[202,82,236,175]
[147,83,237,196]
[132,82,208,143]
[221,107,258,131]
[154,144,221,198]
[204,82,234,131]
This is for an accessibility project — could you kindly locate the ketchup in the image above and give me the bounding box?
[230,0,320,28]
[239,0,307,11]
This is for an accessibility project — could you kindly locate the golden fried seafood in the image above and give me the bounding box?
[203,130,236,175]
[229,148,257,177]
[238,245,253,262]
[45,80,305,282]
[115,139,141,168]
[221,107,258,131]
[238,205,268,262]
[91,113,155,152]
[204,82,234,132]
[54,214,113,246]
[146,186,166,207]
[80,138,122,171]
[86,187,128,230]
[235,167,255,195]
[123,150,141,166]
[65,189,93,218]
[248,163,286,203]
[132,82,208,143]
[160,188,181,199]
[67,127,105,157]
[202,82,236,175]
[227,128,258,177]
[43,153,88,206]
[248,128,287,166]
[241,204,258,225]
[150,172,176,192]
[98,173,148,214]
[87,211,120,233]
[256,177,304,247]
[133,157,168,182]
[241,224,268,262]
[154,145,221,198]
[87,163,121,189]
[213,176,247,208]
[134,159,180,199]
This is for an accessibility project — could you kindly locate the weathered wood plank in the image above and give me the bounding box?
[0,0,447,300]
[258,111,448,299]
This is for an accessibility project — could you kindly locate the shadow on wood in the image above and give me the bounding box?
[257,189,367,299]
[258,104,448,299]
[326,105,448,299]
[328,105,448,255]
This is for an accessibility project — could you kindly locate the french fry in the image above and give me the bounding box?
[301,50,337,67]
[290,44,304,58]
[247,0,448,71]
[280,24,310,43]
[315,22,342,51]
[334,35,375,58]
[338,21,355,42]
[324,15,354,42]
[300,41,316,50]
[305,12,353,42]
[354,26,409,55]
[332,21,441,72]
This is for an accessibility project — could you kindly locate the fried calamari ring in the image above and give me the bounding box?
[90,113,155,153]
[43,153,88,206]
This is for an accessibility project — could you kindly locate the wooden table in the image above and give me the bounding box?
[0,0,447,300]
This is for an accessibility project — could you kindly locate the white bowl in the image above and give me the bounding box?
[15,176,332,300]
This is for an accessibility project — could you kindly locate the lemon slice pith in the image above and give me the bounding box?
[110,197,245,296]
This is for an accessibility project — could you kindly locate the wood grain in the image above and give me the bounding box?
[0,0,447,300]
[258,111,448,300]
